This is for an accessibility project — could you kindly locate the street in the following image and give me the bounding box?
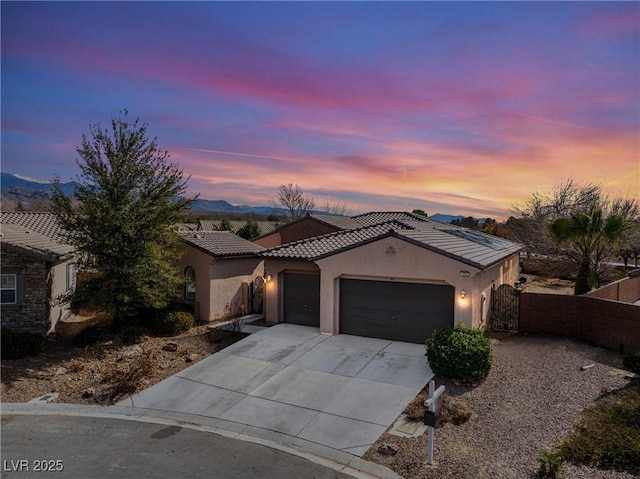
[1,415,354,479]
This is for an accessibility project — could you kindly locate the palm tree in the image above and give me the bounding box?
[550,202,635,295]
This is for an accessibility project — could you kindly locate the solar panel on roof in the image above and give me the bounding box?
[440,229,513,251]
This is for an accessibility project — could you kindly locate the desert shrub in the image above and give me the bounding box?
[403,392,427,421]
[536,451,565,478]
[148,308,194,336]
[623,353,640,375]
[558,384,640,475]
[1,328,44,360]
[225,316,245,336]
[425,325,493,384]
[443,395,473,425]
[72,325,111,347]
[103,353,154,399]
[403,391,472,425]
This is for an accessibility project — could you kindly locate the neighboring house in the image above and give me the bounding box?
[198,219,280,237]
[261,212,523,344]
[178,231,266,322]
[254,214,361,247]
[1,213,76,335]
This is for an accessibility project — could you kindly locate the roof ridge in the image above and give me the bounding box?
[264,220,409,253]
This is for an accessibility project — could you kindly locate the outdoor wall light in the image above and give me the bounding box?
[266,274,272,283]
[460,290,466,299]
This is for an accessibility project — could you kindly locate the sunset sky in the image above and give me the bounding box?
[2,2,638,219]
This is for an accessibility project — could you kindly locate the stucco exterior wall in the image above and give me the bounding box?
[179,243,265,322]
[179,245,212,322]
[254,218,339,247]
[263,258,320,324]
[49,261,73,333]
[209,258,264,321]
[254,232,282,248]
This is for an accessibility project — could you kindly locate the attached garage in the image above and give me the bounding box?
[282,272,320,327]
[262,213,523,338]
[339,279,454,343]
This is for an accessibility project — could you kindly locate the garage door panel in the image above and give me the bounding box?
[283,273,320,327]
[340,279,453,344]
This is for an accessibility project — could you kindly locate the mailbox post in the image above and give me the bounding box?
[423,380,445,465]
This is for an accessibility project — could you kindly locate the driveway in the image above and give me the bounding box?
[120,324,433,463]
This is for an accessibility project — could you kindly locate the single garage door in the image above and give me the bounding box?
[283,273,320,327]
[339,279,454,343]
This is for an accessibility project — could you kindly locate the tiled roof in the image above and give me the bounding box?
[262,214,523,269]
[0,223,74,261]
[180,231,265,257]
[261,221,412,260]
[352,211,430,227]
[198,220,280,235]
[1,212,66,241]
[308,214,362,230]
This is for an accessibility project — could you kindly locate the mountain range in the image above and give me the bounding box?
[1,173,467,222]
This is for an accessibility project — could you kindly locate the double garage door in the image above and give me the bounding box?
[283,273,454,344]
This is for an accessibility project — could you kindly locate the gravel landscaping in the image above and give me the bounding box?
[364,332,636,479]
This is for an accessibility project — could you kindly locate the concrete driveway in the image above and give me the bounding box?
[120,324,433,463]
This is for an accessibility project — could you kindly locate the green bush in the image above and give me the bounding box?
[1,328,44,360]
[425,325,493,384]
[149,309,194,337]
[536,451,565,478]
[72,325,111,348]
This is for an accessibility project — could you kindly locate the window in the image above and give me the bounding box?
[1,274,17,304]
[66,263,77,291]
[185,266,196,300]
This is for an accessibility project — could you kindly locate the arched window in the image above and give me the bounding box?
[185,266,196,300]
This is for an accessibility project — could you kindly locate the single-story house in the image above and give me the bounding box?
[261,212,523,344]
[178,231,266,322]
[1,212,76,335]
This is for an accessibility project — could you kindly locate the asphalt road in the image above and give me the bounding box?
[1,415,353,479]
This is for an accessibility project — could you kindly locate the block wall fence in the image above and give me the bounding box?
[519,273,640,354]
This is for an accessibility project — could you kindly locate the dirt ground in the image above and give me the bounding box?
[520,273,575,295]
[363,333,634,479]
[1,325,244,405]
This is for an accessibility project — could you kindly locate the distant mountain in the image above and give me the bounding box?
[191,198,277,216]
[1,173,484,220]
[430,214,465,223]
[1,173,278,215]
[1,173,77,196]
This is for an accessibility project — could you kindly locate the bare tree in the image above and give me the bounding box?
[510,179,639,293]
[509,179,602,255]
[274,184,315,221]
[320,200,353,216]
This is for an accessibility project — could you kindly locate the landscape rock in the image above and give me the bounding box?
[377,443,399,456]
[117,345,143,361]
[162,342,178,352]
[185,353,199,363]
[54,367,68,376]
[81,388,95,398]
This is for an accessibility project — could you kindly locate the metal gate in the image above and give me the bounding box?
[490,283,520,331]
[250,276,264,314]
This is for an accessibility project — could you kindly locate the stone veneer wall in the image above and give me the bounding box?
[1,247,49,335]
